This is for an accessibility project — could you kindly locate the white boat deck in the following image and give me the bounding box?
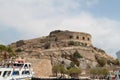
[0,59,34,80]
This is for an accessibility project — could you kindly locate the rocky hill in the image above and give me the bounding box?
[10,30,115,77]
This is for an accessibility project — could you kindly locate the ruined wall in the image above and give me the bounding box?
[49,30,92,46]
[27,58,52,78]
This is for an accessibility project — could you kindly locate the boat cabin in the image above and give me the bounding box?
[0,60,33,80]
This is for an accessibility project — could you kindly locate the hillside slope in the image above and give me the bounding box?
[10,30,115,77]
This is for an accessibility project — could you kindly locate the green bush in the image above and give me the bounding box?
[0,44,16,60]
[67,67,81,78]
[73,50,83,58]
[97,58,106,67]
[15,48,22,52]
[69,50,83,67]
[68,41,75,45]
[52,64,66,76]
[90,67,109,76]
[112,59,119,65]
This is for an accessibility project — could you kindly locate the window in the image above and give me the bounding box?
[82,37,85,40]
[12,71,19,76]
[26,71,30,75]
[22,71,25,75]
[14,63,24,68]
[3,71,7,77]
[2,71,11,77]
[22,71,30,75]
[0,71,1,76]
[24,64,28,68]
[20,64,24,67]
[88,38,90,41]
[7,71,11,76]
[69,35,73,39]
[119,75,120,78]
[76,36,79,39]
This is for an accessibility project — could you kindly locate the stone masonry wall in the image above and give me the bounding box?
[49,30,92,46]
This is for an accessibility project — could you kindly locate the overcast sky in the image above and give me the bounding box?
[0,0,120,57]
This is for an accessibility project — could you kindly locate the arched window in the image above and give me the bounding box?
[69,35,73,39]
[82,37,85,40]
[88,38,90,41]
[76,36,79,39]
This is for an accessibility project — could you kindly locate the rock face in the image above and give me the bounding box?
[10,30,115,77]
[27,58,52,77]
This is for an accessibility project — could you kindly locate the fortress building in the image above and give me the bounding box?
[49,30,92,47]
[11,30,92,50]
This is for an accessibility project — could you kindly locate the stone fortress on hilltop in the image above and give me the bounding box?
[49,30,92,46]
[10,30,115,77]
[12,30,92,50]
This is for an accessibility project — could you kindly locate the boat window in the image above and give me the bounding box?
[12,71,19,76]
[22,71,30,75]
[14,64,16,66]
[119,75,120,78]
[3,71,7,77]
[14,63,24,68]
[7,71,11,76]
[0,71,1,76]
[24,64,28,68]
[19,64,24,67]
[2,71,11,77]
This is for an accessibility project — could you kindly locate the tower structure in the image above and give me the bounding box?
[49,30,92,46]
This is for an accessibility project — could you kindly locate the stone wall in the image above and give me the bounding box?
[27,58,52,77]
[49,30,92,46]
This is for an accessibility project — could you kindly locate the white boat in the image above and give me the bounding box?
[114,67,120,80]
[114,70,120,80]
[0,58,34,80]
[114,51,120,80]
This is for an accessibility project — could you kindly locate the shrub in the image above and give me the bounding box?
[52,64,66,76]
[73,50,83,58]
[15,48,22,52]
[90,67,109,77]
[96,57,106,67]
[67,67,82,78]
[112,59,119,65]
[68,41,74,45]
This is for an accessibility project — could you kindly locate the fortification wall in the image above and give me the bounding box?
[49,30,92,46]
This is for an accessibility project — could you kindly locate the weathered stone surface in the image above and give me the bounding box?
[27,58,52,77]
[10,30,115,77]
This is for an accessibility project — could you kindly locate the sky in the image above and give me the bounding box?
[0,0,120,57]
